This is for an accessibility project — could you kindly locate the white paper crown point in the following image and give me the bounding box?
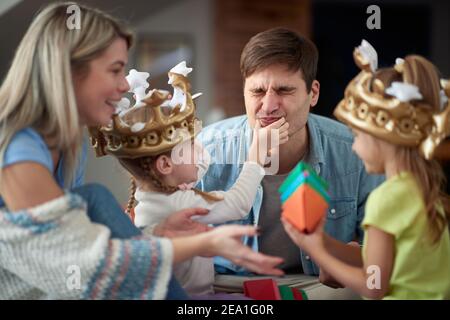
[358,39,378,72]
[192,92,203,100]
[394,58,405,73]
[385,82,423,102]
[169,61,193,77]
[115,97,130,111]
[395,58,405,66]
[134,86,148,102]
[131,122,146,133]
[126,69,150,91]
[112,97,131,114]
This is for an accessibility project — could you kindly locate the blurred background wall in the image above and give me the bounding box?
[0,0,448,203]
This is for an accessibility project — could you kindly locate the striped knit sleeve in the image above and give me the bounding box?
[0,193,172,300]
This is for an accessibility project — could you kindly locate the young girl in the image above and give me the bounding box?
[91,64,289,295]
[282,40,450,299]
[0,2,285,300]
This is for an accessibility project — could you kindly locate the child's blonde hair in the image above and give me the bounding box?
[0,2,133,186]
[373,55,449,244]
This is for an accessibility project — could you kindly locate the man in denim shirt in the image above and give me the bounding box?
[197,28,383,286]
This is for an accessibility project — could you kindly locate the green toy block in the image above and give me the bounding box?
[278,285,295,300]
[301,289,308,300]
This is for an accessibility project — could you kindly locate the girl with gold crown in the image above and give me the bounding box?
[281,40,450,299]
[91,62,289,296]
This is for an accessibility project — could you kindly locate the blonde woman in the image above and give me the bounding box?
[0,2,283,300]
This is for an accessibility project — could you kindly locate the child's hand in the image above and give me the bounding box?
[249,118,289,166]
[281,217,326,255]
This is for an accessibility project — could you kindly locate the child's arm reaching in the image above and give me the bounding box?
[200,162,264,223]
[282,218,394,299]
[173,118,289,224]
[174,161,265,224]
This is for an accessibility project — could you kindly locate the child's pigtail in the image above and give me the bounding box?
[126,176,137,222]
[192,188,224,203]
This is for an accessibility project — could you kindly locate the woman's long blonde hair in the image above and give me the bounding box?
[0,2,133,186]
[374,55,450,245]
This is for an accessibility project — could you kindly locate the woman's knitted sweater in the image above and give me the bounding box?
[0,193,172,299]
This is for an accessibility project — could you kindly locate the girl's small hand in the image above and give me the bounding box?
[281,217,326,255]
[249,118,289,166]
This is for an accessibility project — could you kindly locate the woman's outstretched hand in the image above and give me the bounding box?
[154,208,212,238]
[200,225,285,276]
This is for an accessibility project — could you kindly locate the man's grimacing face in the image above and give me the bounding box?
[243,64,319,138]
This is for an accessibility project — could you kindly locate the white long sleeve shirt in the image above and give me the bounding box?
[134,161,265,295]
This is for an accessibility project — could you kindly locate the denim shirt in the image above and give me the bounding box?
[197,113,384,276]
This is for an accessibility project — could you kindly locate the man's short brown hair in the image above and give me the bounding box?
[240,27,318,92]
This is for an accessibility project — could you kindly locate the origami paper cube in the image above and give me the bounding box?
[279,162,329,203]
[279,162,329,233]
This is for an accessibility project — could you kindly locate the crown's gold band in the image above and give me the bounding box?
[89,73,201,159]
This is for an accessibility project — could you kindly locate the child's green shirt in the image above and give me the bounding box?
[362,172,450,299]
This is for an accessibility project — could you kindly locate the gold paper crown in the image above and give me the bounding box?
[89,69,202,159]
[334,44,450,159]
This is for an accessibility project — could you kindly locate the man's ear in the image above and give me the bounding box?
[155,155,173,176]
[309,80,320,108]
